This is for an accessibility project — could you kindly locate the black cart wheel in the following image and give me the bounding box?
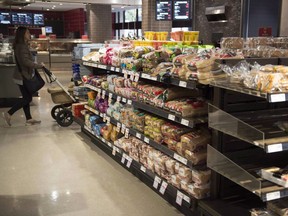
[51,105,64,120]
[56,109,73,127]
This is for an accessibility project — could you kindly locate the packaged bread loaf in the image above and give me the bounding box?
[163,137,178,151]
[165,158,176,175]
[192,169,211,184]
[161,122,191,141]
[187,183,210,199]
[171,175,181,188]
[220,37,244,49]
[185,149,207,165]
[267,198,288,216]
[180,128,211,151]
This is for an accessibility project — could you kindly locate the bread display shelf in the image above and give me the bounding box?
[81,124,196,215]
[84,84,207,128]
[82,61,198,90]
[83,104,203,169]
[209,104,288,153]
[210,80,288,103]
[207,145,288,202]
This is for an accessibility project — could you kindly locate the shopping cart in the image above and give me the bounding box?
[43,67,78,127]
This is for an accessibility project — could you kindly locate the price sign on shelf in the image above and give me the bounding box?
[102,90,106,99]
[121,124,126,134]
[159,181,168,195]
[144,137,150,144]
[179,81,187,88]
[109,93,113,100]
[122,97,127,103]
[140,165,146,173]
[112,147,117,156]
[116,122,121,132]
[266,191,281,201]
[181,119,189,126]
[134,73,140,82]
[136,133,141,139]
[103,113,107,122]
[126,156,132,168]
[123,70,128,79]
[270,94,286,103]
[267,144,283,153]
[130,73,135,81]
[121,154,126,164]
[106,116,111,124]
[168,114,176,121]
[153,176,162,189]
[173,153,188,165]
[117,96,121,102]
[127,100,132,105]
[176,190,184,206]
[125,128,129,138]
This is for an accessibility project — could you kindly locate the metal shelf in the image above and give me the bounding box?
[82,61,198,90]
[84,84,207,128]
[81,125,196,215]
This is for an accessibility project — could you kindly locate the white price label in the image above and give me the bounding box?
[107,142,112,148]
[111,67,115,71]
[100,113,104,118]
[140,166,146,173]
[116,122,121,132]
[122,97,127,103]
[121,154,126,164]
[144,137,150,144]
[134,73,140,82]
[181,119,189,126]
[127,100,132,105]
[121,124,126,134]
[176,191,184,206]
[117,96,121,102]
[103,114,107,122]
[130,73,135,81]
[101,137,105,143]
[109,93,113,99]
[125,128,130,138]
[267,144,283,153]
[150,76,157,81]
[112,147,117,156]
[126,157,132,168]
[142,73,150,79]
[106,117,111,124]
[173,153,188,165]
[270,94,286,102]
[102,90,106,99]
[115,68,120,72]
[168,114,176,121]
[123,70,128,79]
[153,176,162,189]
[266,191,281,201]
[108,98,112,105]
[183,195,191,204]
[159,181,168,195]
[179,81,187,88]
[136,133,141,139]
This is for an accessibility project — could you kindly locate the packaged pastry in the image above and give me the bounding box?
[163,137,178,151]
[165,159,176,175]
[187,183,210,199]
[180,128,211,151]
[220,37,244,49]
[178,166,192,182]
[185,149,207,165]
[267,197,288,216]
[192,169,211,184]
[161,122,191,141]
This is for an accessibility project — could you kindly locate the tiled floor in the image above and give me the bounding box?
[0,71,183,216]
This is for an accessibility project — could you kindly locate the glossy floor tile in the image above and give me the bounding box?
[0,71,183,216]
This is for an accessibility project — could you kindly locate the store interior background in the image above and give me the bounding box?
[0,0,287,44]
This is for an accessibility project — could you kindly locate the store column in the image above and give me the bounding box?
[142,0,172,35]
[86,4,112,43]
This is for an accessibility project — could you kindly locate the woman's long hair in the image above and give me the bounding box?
[13,26,28,50]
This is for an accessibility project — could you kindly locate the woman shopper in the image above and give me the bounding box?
[2,26,45,126]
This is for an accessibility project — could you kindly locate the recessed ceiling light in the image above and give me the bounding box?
[112,8,114,10]
[18,7,22,9]
[59,3,62,5]
[53,5,56,7]
[46,8,49,10]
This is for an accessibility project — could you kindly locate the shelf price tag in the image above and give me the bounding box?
[121,153,126,164]
[109,93,113,100]
[136,133,142,139]
[173,153,188,165]
[116,122,121,132]
[125,128,130,138]
[106,116,111,124]
[140,165,146,173]
[127,100,132,105]
[117,96,121,102]
[144,137,150,144]
[130,73,135,81]
[115,68,120,72]
[153,176,162,189]
[102,90,106,99]
[270,94,286,103]
[123,70,128,79]
[179,81,187,88]
[112,146,117,156]
[168,114,176,121]
[100,113,104,118]
[103,113,107,122]
[183,195,191,204]
[134,73,140,82]
[267,144,283,153]
[121,124,126,134]
[176,190,184,206]
[110,66,115,71]
[266,191,281,201]
[159,181,168,195]
[101,137,106,143]
[142,73,150,79]
[181,119,189,126]
[126,156,132,168]
[107,142,112,148]
[122,97,127,103]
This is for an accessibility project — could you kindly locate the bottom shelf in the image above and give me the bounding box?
[81,125,198,216]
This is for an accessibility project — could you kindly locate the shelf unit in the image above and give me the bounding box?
[80,123,198,216]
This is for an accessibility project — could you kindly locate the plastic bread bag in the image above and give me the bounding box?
[171,175,181,188]
[152,131,163,143]
[185,149,207,165]
[220,37,244,49]
[192,169,211,184]
[161,122,191,141]
[133,46,155,59]
[178,166,192,180]
[267,198,288,216]
[180,128,211,151]
[165,158,176,175]
[163,137,178,151]
[250,209,278,216]
[150,62,173,77]
[107,75,118,84]
[118,47,134,58]
[187,183,210,199]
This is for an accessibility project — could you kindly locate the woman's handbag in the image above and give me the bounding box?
[22,69,45,94]
[15,56,45,94]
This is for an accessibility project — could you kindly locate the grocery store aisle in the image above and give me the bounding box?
[0,71,183,216]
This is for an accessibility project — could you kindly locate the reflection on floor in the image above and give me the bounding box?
[0,71,183,216]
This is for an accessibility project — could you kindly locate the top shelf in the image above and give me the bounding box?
[82,61,198,90]
[210,80,288,103]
